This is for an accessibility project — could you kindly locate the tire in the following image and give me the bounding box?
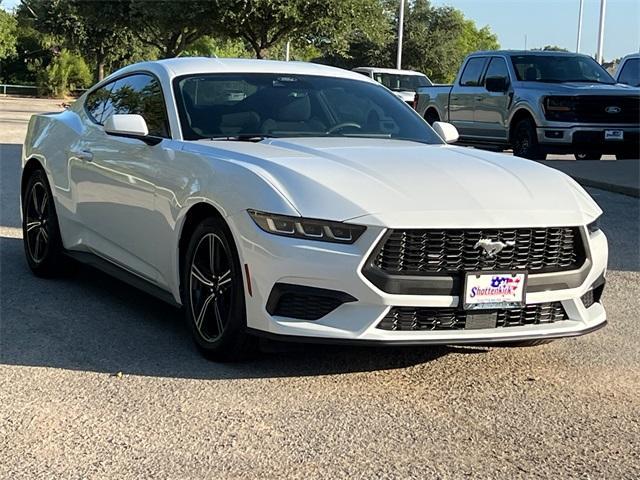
[574,152,602,160]
[182,216,257,361]
[511,118,546,160]
[22,168,67,277]
[424,109,439,126]
[616,152,638,160]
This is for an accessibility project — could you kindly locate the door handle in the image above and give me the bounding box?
[72,149,94,162]
[476,96,484,101]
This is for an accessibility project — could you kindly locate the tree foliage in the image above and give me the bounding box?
[0,3,18,60]
[217,0,389,59]
[128,1,220,58]
[38,48,91,96]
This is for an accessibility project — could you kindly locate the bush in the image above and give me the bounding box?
[38,50,92,97]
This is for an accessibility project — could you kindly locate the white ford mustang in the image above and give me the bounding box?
[22,58,608,361]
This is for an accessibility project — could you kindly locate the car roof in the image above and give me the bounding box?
[353,67,427,76]
[471,50,593,58]
[105,57,374,83]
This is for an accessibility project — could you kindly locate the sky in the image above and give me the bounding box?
[431,0,639,61]
[2,0,639,61]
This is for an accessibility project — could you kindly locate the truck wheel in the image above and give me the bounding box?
[616,152,638,160]
[512,118,546,160]
[575,152,602,160]
[424,109,440,126]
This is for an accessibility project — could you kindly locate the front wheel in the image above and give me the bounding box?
[22,169,67,277]
[182,217,256,361]
[512,118,546,160]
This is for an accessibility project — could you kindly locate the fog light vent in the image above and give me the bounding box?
[581,289,595,308]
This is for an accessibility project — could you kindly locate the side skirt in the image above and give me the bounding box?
[64,250,182,308]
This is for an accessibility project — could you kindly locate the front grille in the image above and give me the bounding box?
[373,227,584,275]
[377,303,568,331]
[574,96,640,123]
[545,95,640,123]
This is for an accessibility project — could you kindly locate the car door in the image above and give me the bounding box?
[474,56,512,141]
[71,73,173,286]
[448,57,488,137]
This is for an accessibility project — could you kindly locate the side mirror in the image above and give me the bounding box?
[432,121,459,144]
[485,76,508,92]
[104,114,162,145]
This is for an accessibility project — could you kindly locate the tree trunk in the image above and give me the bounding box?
[96,47,105,82]
[257,46,269,59]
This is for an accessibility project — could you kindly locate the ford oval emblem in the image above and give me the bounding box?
[605,106,622,114]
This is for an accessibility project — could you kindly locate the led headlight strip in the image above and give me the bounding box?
[248,210,366,244]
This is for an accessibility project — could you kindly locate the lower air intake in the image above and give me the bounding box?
[266,283,357,321]
[377,303,568,331]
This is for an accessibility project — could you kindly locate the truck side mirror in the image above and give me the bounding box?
[485,76,508,92]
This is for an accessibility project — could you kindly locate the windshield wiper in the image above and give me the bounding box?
[208,134,274,142]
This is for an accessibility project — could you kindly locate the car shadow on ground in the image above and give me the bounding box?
[1,236,487,379]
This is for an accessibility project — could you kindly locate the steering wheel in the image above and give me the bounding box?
[327,122,362,134]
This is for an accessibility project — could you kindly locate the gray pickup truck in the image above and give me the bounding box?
[414,50,640,160]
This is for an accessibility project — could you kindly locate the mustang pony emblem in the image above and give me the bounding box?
[474,238,515,257]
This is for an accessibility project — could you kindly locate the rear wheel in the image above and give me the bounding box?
[575,152,602,160]
[22,169,67,277]
[182,217,256,361]
[512,118,546,160]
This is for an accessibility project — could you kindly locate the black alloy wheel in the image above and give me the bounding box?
[22,169,66,276]
[512,118,546,160]
[183,217,256,361]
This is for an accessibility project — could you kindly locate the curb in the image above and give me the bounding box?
[570,176,639,198]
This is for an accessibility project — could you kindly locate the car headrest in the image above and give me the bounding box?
[271,90,311,122]
[524,67,538,81]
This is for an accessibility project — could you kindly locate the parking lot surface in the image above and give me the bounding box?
[1,97,639,478]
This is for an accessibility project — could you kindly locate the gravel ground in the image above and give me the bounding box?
[1,98,639,479]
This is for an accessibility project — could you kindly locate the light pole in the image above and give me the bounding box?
[576,0,584,52]
[596,0,607,63]
[396,0,405,69]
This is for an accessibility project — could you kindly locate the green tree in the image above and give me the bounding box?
[217,0,388,59]
[402,0,499,83]
[535,45,569,52]
[38,48,91,96]
[128,1,221,58]
[0,3,18,60]
[20,0,144,81]
[182,36,252,58]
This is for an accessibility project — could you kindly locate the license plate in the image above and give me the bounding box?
[463,272,527,310]
[605,129,624,141]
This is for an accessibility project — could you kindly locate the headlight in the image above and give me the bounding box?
[545,96,575,112]
[587,218,601,234]
[248,210,366,244]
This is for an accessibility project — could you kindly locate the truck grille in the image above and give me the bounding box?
[377,303,568,331]
[545,95,640,123]
[372,227,584,275]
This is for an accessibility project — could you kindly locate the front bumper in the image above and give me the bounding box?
[536,123,640,154]
[231,211,608,345]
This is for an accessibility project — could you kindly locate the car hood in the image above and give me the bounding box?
[189,137,602,228]
[525,82,640,95]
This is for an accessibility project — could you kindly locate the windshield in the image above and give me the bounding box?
[511,55,615,84]
[372,73,431,91]
[174,73,442,143]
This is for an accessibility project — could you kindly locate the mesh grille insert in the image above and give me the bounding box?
[374,227,584,274]
[377,303,568,331]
